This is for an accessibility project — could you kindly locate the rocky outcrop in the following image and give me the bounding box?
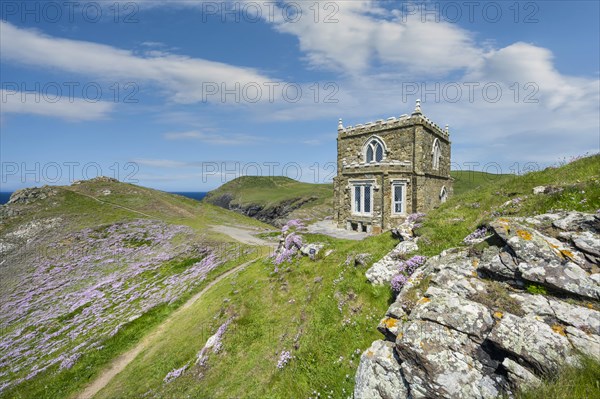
[354,340,410,399]
[366,217,420,285]
[366,241,419,285]
[6,186,59,205]
[205,195,318,227]
[355,212,600,399]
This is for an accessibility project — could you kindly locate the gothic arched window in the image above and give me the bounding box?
[432,139,441,170]
[364,137,385,163]
[440,186,448,203]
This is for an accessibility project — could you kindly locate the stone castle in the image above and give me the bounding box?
[333,100,453,234]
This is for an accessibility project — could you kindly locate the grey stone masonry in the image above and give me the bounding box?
[333,100,453,233]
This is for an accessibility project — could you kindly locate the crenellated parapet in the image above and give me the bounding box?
[337,99,450,140]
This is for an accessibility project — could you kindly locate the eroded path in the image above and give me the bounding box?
[74,258,258,399]
[209,224,278,248]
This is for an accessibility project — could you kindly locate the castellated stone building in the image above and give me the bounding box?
[333,100,453,234]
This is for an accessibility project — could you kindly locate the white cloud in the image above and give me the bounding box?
[0,20,280,105]
[265,1,481,76]
[163,130,263,145]
[0,89,114,121]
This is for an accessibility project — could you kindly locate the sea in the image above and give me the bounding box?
[0,192,11,205]
[0,192,207,205]
[170,192,208,202]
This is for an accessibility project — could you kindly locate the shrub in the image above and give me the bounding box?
[526,283,548,295]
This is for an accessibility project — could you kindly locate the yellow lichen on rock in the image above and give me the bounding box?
[516,230,532,240]
[493,311,504,319]
[383,317,398,329]
[551,324,567,336]
[559,249,574,260]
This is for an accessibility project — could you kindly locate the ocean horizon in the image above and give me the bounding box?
[0,192,207,205]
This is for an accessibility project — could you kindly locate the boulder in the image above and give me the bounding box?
[409,290,494,343]
[487,313,577,374]
[489,218,600,300]
[397,319,503,399]
[502,358,541,390]
[366,240,418,285]
[299,243,324,259]
[354,340,410,399]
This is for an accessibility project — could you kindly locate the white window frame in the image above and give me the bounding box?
[391,181,408,215]
[432,138,441,170]
[350,181,374,216]
[363,136,387,164]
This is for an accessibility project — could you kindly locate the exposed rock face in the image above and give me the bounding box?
[354,340,410,399]
[355,212,600,399]
[205,194,318,227]
[6,186,59,205]
[366,240,419,285]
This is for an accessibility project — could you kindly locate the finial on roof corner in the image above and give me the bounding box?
[445,124,449,134]
[412,99,422,115]
[338,118,344,130]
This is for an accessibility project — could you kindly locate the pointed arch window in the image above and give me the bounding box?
[364,137,385,163]
[432,139,442,170]
[440,186,448,203]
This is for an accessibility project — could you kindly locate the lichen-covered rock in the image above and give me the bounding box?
[502,358,541,390]
[358,212,600,399]
[397,320,503,399]
[551,212,599,232]
[378,316,402,341]
[354,252,373,267]
[488,313,577,374]
[570,231,600,258]
[409,290,494,343]
[354,340,410,399]
[489,218,600,300]
[366,240,418,285]
[564,325,600,361]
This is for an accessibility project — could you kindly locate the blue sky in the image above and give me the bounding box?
[1,1,599,191]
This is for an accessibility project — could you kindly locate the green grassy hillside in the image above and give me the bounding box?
[2,155,598,399]
[0,178,273,399]
[419,154,600,256]
[203,176,333,224]
[87,155,599,398]
[450,170,512,196]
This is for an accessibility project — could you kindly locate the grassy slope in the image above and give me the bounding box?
[92,155,600,399]
[0,180,274,399]
[419,155,600,256]
[204,176,332,207]
[1,179,271,237]
[450,170,512,196]
[203,176,334,222]
[94,234,397,399]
